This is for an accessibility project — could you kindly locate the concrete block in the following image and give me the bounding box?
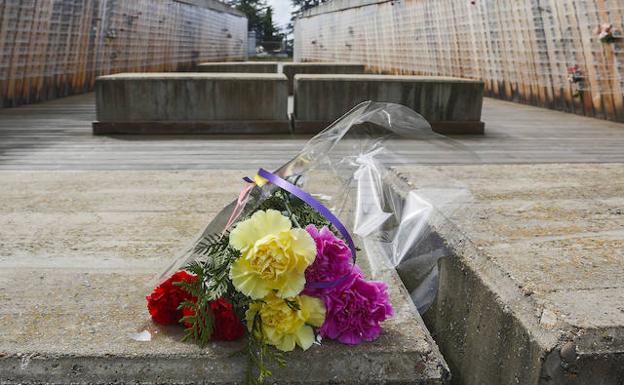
[92,73,289,134]
[0,170,450,384]
[282,62,366,94]
[197,61,278,73]
[395,164,624,385]
[293,74,485,135]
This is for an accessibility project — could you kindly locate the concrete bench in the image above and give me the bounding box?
[282,62,366,94]
[293,74,485,135]
[197,61,278,73]
[93,73,289,134]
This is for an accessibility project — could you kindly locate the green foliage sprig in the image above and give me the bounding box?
[177,233,240,347]
[244,312,286,385]
[256,188,332,230]
[176,262,215,347]
[193,233,241,301]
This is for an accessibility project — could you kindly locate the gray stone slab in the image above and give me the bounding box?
[395,164,624,385]
[197,62,278,73]
[293,74,484,135]
[93,73,288,134]
[0,170,449,384]
[282,63,366,94]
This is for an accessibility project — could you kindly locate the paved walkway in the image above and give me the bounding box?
[0,93,623,170]
[1,94,623,385]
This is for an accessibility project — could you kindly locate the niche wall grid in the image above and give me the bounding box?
[0,0,247,107]
[294,0,624,122]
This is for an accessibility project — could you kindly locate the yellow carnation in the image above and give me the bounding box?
[246,293,325,352]
[229,209,316,299]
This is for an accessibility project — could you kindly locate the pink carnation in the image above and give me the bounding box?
[303,224,393,345]
[303,225,358,295]
[319,277,393,345]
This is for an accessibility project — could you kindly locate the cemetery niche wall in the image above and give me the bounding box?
[0,0,247,107]
[294,0,624,123]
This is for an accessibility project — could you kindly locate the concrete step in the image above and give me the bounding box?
[397,164,624,385]
[0,170,449,384]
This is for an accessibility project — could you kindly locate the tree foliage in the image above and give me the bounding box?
[260,6,280,42]
[227,0,283,42]
[287,0,329,39]
[227,0,265,36]
[291,0,330,17]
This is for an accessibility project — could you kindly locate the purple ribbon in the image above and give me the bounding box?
[256,169,357,259]
[246,169,357,290]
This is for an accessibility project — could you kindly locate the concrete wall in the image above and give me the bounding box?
[282,63,366,94]
[0,0,247,108]
[93,73,288,134]
[395,163,624,385]
[293,74,484,134]
[294,0,624,123]
[197,62,278,73]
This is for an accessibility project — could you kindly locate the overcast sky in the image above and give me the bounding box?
[266,0,294,29]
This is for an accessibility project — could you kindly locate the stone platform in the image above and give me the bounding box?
[92,73,289,135]
[397,164,624,385]
[293,75,485,135]
[0,170,449,384]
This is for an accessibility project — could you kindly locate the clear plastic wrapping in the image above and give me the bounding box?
[155,101,475,314]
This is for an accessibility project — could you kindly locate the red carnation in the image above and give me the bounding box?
[182,298,245,341]
[146,271,197,325]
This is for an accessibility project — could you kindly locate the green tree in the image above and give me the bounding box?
[290,0,328,19]
[287,0,328,37]
[227,1,283,43]
[261,7,281,41]
[285,0,326,53]
[227,0,266,36]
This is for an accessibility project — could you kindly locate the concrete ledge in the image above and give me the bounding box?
[197,61,278,73]
[93,73,288,134]
[283,63,366,94]
[293,74,485,135]
[430,121,484,136]
[93,121,291,135]
[396,164,624,385]
[293,120,485,136]
[0,349,446,385]
[0,170,449,385]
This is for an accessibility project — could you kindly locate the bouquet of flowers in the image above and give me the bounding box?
[144,101,457,384]
[567,65,584,98]
[595,23,618,43]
